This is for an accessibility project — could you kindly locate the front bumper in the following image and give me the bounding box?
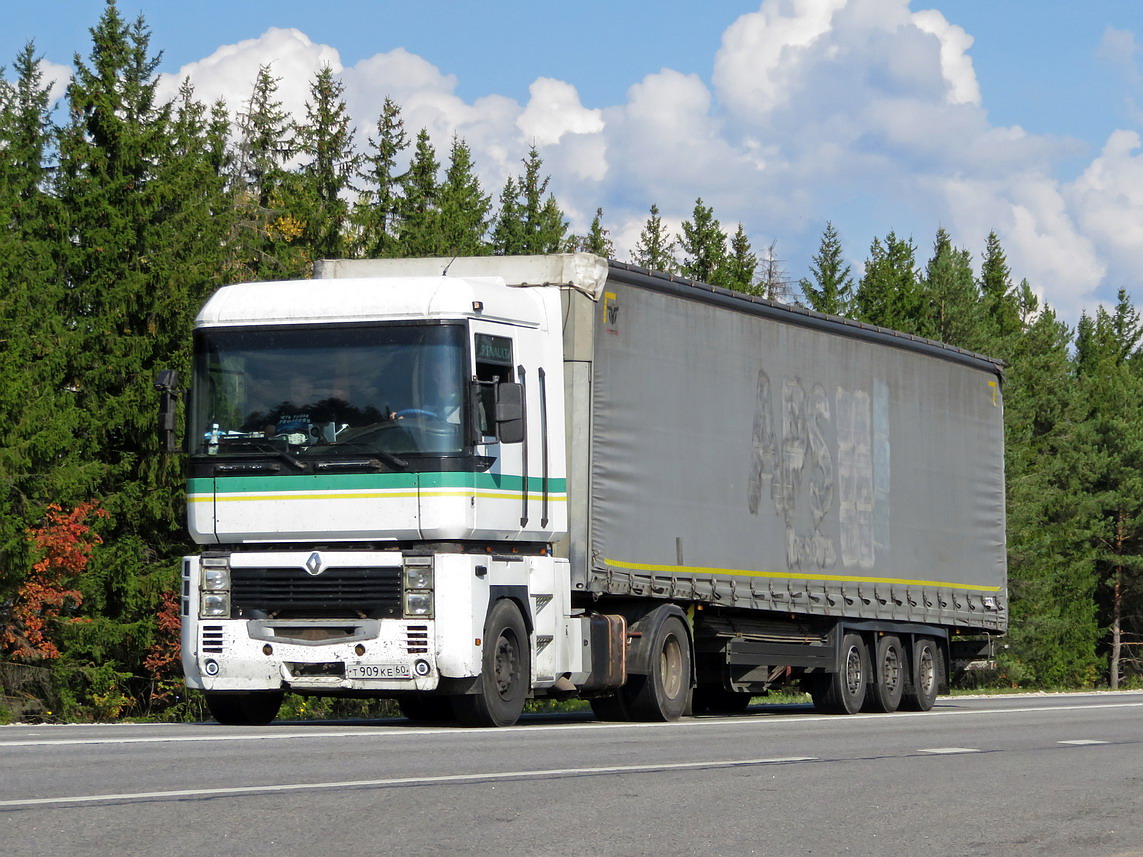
[183,617,438,693]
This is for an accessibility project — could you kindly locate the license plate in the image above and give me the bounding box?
[346,663,411,680]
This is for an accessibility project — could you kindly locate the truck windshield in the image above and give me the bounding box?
[190,323,467,464]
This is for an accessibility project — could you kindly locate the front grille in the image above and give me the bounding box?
[231,566,402,619]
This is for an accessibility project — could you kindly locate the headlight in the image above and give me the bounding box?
[404,566,433,590]
[201,593,230,618]
[202,567,230,591]
[404,591,433,617]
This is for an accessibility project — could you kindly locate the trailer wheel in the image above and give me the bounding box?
[453,599,530,727]
[398,693,455,723]
[864,635,905,713]
[812,632,868,714]
[624,616,692,721]
[900,637,941,711]
[203,691,283,726]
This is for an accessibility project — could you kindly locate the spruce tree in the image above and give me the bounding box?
[922,227,983,349]
[722,224,758,294]
[230,64,299,280]
[576,207,614,258]
[979,230,1021,345]
[853,232,928,336]
[436,135,490,256]
[799,221,854,316]
[491,145,567,255]
[678,197,726,284]
[631,203,675,272]
[396,128,442,256]
[352,97,408,258]
[291,65,358,261]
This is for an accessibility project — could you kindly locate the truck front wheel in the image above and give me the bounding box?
[453,599,530,727]
[203,691,284,726]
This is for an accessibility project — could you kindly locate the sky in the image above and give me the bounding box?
[3,0,1142,324]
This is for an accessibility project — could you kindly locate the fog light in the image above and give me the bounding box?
[203,659,219,676]
[355,644,366,656]
[413,659,431,677]
[201,593,230,618]
[263,644,273,656]
[404,591,433,617]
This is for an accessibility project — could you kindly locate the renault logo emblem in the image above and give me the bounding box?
[305,552,324,576]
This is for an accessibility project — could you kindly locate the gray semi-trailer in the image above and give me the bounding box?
[169,253,1006,726]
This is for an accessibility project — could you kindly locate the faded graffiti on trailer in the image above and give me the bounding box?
[748,367,890,571]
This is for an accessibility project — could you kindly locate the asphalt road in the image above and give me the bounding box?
[2,692,1142,857]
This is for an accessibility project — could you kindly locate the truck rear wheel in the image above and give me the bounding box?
[900,637,941,711]
[624,615,692,721]
[203,691,284,726]
[812,632,868,714]
[453,599,530,727]
[864,635,905,713]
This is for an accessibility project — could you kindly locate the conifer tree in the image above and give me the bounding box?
[631,203,675,272]
[437,135,491,256]
[678,197,727,284]
[396,128,442,256]
[800,221,854,316]
[853,232,928,335]
[491,145,567,255]
[230,64,298,280]
[979,230,1021,345]
[757,241,792,301]
[352,97,408,258]
[922,228,982,349]
[1001,296,1101,687]
[291,65,358,261]
[576,207,614,258]
[722,224,758,294]
[0,45,76,599]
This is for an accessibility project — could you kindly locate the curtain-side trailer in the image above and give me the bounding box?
[161,253,1006,726]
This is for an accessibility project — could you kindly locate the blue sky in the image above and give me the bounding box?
[4,1,1142,322]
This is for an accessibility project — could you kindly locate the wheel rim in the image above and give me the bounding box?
[493,631,519,700]
[917,646,935,695]
[660,633,683,699]
[845,646,863,696]
[883,645,901,693]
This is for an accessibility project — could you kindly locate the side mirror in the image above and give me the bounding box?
[495,381,525,444]
[155,369,180,453]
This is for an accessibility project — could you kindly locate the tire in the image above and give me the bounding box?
[398,693,455,723]
[691,685,752,715]
[452,599,530,727]
[204,691,284,726]
[901,637,941,711]
[812,632,868,715]
[623,615,692,721]
[864,635,905,713]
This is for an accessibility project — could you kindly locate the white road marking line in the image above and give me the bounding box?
[0,756,819,808]
[1058,739,1110,745]
[3,700,1143,749]
[918,747,981,754]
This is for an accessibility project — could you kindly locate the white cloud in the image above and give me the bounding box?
[140,3,1138,322]
[517,78,603,146]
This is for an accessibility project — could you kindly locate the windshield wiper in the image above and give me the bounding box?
[316,442,409,470]
[210,438,309,471]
